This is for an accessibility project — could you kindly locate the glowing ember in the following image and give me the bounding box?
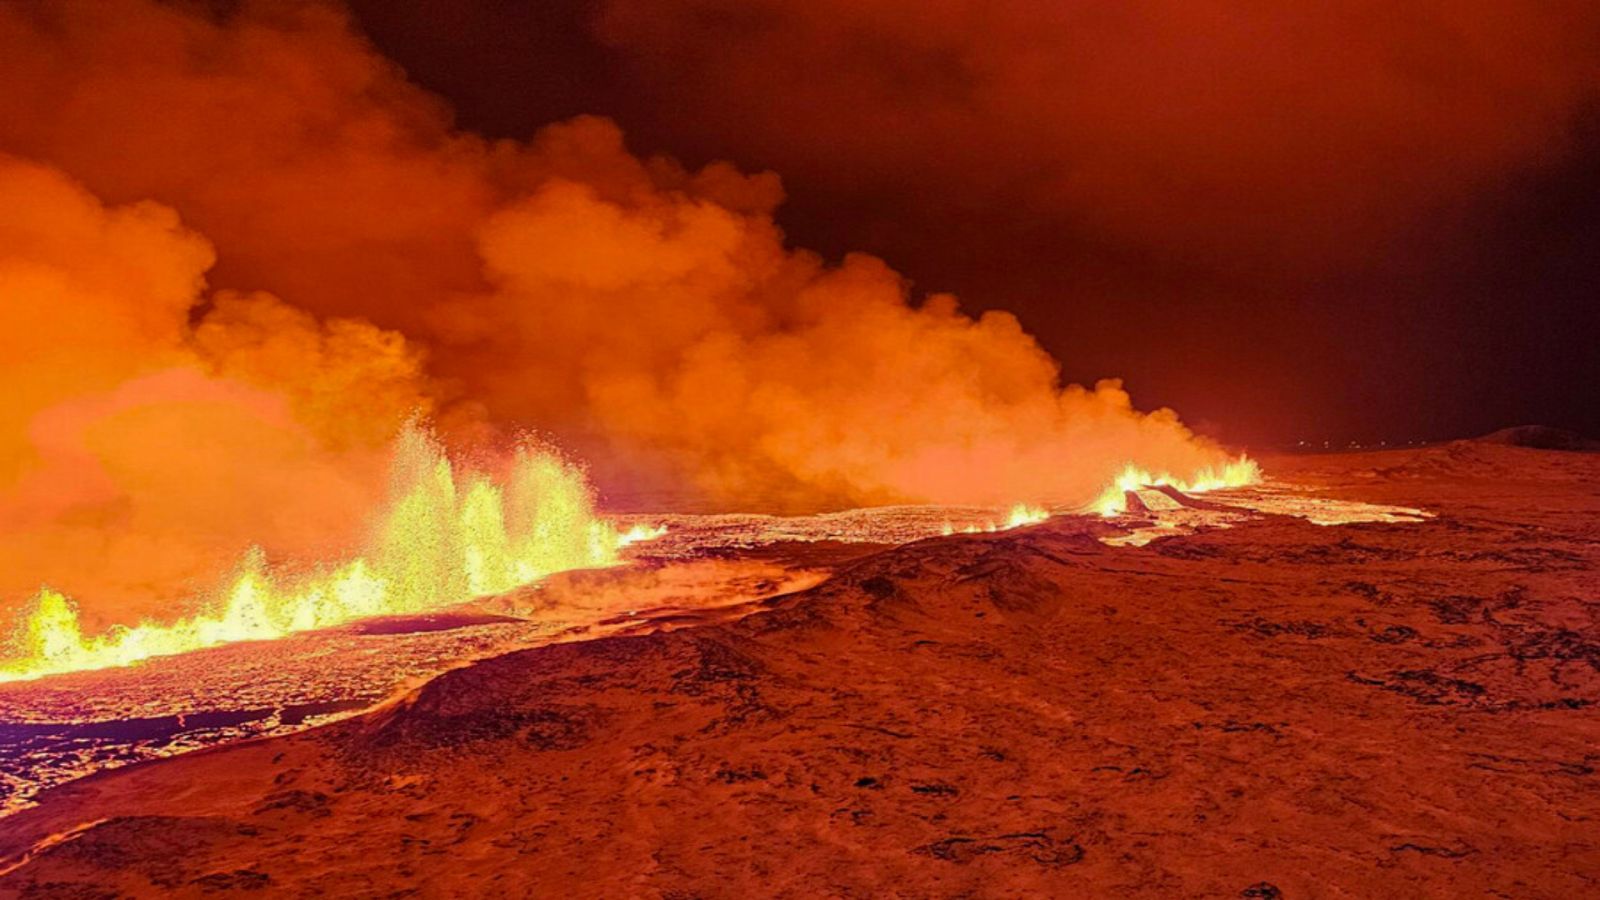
[0,425,661,683]
[1091,456,1263,516]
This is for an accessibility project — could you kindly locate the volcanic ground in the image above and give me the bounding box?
[2,441,1597,896]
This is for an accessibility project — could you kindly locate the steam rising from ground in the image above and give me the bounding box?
[1,1,1246,629]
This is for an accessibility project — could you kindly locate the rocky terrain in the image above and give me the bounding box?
[1,442,1597,897]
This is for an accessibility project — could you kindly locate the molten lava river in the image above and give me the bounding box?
[0,443,1425,817]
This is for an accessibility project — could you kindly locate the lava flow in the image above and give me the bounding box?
[0,424,664,684]
[0,446,1262,684]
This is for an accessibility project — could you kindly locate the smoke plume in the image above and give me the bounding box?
[0,154,430,624]
[1,0,1241,624]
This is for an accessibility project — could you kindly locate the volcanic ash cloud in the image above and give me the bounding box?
[0,0,1244,630]
[0,155,425,625]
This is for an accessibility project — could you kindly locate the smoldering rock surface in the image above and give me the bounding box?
[2,444,1598,897]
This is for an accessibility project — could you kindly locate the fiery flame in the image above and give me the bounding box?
[940,503,1051,536]
[1091,456,1262,516]
[1005,504,1050,528]
[0,442,1257,683]
[0,425,660,683]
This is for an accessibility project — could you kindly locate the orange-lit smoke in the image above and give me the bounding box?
[2,1,1247,628]
[0,154,426,627]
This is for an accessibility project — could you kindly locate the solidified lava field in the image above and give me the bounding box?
[2,441,1597,897]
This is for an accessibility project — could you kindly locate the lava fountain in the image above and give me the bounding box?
[0,424,662,683]
[1091,456,1262,516]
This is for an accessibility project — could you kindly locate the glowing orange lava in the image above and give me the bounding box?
[940,503,1051,536]
[0,425,663,683]
[1090,456,1262,516]
[1,445,1258,683]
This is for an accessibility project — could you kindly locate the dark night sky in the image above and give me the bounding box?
[349,1,1599,446]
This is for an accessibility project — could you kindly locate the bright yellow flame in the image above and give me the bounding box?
[939,503,1050,536]
[1091,455,1262,516]
[1005,503,1049,529]
[0,424,661,683]
[617,523,669,547]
